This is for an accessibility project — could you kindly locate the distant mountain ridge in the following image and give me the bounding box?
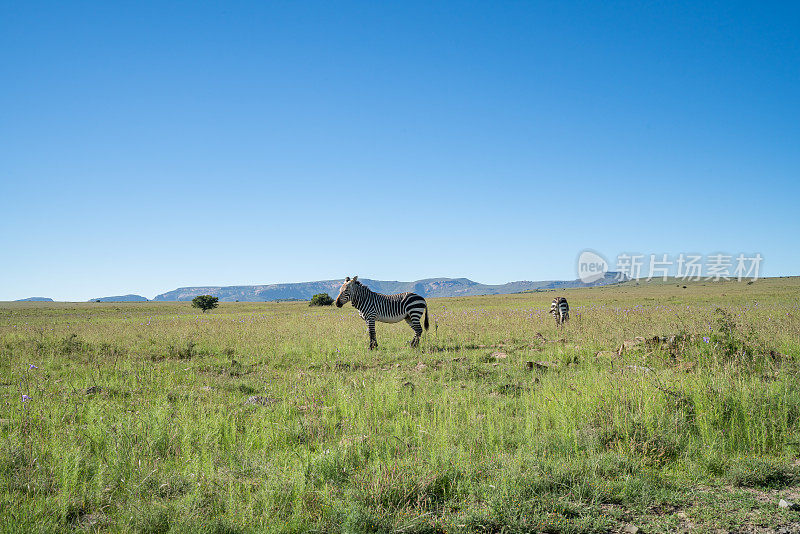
[14,297,54,302]
[152,273,625,302]
[89,294,148,302]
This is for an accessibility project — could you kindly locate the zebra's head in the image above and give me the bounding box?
[335,276,358,307]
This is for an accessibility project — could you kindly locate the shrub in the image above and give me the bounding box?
[309,293,334,307]
[707,307,766,367]
[191,295,219,313]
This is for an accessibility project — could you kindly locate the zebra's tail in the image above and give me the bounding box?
[424,305,429,330]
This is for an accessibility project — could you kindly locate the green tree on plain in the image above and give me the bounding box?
[192,295,219,313]
[309,293,334,306]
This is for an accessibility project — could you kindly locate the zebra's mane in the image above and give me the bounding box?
[349,280,375,309]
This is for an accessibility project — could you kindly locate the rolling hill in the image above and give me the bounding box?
[152,272,625,302]
[89,294,149,302]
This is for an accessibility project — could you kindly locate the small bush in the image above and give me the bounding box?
[309,293,334,306]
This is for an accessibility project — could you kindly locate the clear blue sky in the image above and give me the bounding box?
[1,1,798,301]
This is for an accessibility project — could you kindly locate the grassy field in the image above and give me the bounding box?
[2,278,800,533]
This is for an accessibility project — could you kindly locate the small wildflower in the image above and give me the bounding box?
[703,336,710,343]
[29,364,38,369]
[22,394,31,402]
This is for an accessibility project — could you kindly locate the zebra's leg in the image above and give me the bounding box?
[367,318,378,350]
[406,317,422,347]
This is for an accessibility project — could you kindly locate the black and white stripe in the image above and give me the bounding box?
[335,276,429,349]
[550,297,569,326]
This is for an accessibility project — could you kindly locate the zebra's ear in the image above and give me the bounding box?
[345,276,350,282]
[352,275,358,282]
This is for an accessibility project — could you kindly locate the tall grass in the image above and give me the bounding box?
[1,277,799,532]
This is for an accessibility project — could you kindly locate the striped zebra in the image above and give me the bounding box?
[335,276,429,349]
[550,296,569,326]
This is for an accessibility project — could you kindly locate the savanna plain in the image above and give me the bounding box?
[2,278,800,533]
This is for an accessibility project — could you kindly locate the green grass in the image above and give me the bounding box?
[1,277,799,532]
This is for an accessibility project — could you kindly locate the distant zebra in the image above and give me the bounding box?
[335,276,429,349]
[550,297,569,326]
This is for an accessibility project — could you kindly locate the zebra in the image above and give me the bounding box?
[550,296,569,326]
[335,276,429,350]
